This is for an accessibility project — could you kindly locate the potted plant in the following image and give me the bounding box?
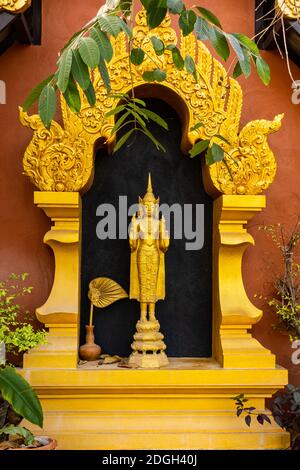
[0,366,57,450]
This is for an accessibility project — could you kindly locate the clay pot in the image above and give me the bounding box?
[79,325,101,361]
[9,437,57,450]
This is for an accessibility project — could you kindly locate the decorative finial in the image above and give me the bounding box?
[147,173,153,193]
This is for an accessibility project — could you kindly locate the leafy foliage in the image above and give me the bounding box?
[0,273,47,357]
[0,424,35,446]
[233,386,300,450]
[259,221,300,341]
[22,0,271,157]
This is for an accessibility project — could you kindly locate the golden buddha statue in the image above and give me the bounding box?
[128,174,170,368]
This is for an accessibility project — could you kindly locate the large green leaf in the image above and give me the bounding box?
[189,139,210,158]
[71,50,90,91]
[142,69,166,82]
[38,84,57,129]
[91,27,113,63]
[0,367,43,427]
[113,128,135,153]
[179,10,197,37]
[57,49,73,93]
[98,15,127,38]
[208,28,230,62]
[167,45,184,70]
[63,77,81,113]
[79,37,100,69]
[194,17,210,40]
[98,57,111,93]
[140,108,168,130]
[22,74,54,111]
[255,56,271,85]
[150,36,165,56]
[130,48,145,65]
[167,0,184,14]
[232,33,259,55]
[146,0,167,29]
[227,34,251,78]
[196,6,222,29]
[83,81,96,106]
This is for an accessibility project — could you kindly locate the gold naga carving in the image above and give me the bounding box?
[276,0,300,19]
[20,9,283,196]
[0,0,31,13]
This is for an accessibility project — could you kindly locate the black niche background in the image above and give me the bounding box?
[80,99,212,357]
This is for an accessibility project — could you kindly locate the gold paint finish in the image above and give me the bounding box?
[276,0,300,19]
[0,0,31,13]
[129,174,169,368]
[20,9,283,196]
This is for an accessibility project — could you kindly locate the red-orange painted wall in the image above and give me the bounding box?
[0,0,299,383]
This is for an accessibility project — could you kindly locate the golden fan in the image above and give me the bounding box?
[88,277,128,326]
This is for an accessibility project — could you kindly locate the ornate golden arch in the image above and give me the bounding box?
[20,10,283,196]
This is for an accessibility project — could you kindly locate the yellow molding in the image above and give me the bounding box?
[0,0,31,13]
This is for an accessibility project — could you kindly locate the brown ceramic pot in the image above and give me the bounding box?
[79,325,101,361]
[9,437,57,450]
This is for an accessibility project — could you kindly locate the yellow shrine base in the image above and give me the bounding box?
[22,358,289,450]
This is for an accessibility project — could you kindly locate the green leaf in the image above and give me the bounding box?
[232,33,259,55]
[22,75,54,111]
[205,147,214,165]
[57,49,73,93]
[190,122,204,132]
[132,98,146,107]
[167,44,184,70]
[255,56,271,85]
[189,139,210,158]
[150,36,165,56]
[131,110,146,128]
[194,17,211,40]
[196,6,222,29]
[146,0,167,29]
[0,367,43,427]
[63,77,81,113]
[90,27,113,63]
[140,108,169,130]
[141,128,166,152]
[167,0,184,14]
[208,28,230,61]
[142,69,166,82]
[71,50,90,91]
[38,84,57,129]
[111,111,131,134]
[233,61,243,79]
[98,57,111,93]
[184,55,196,74]
[130,48,145,65]
[106,105,127,117]
[179,10,197,37]
[79,37,100,69]
[83,81,96,106]
[98,16,122,38]
[113,128,135,153]
[227,34,251,78]
[211,143,224,162]
[0,425,35,446]
[215,134,231,145]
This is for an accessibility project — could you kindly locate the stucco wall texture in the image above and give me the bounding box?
[0,0,299,384]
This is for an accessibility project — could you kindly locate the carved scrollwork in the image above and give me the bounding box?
[0,0,31,13]
[276,0,300,19]
[20,8,283,196]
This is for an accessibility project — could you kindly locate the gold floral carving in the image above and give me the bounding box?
[20,9,283,196]
[0,0,31,13]
[276,0,300,19]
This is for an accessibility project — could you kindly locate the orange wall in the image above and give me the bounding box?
[0,0,300,383]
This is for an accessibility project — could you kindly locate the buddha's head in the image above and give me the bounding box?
[139,174,159,218]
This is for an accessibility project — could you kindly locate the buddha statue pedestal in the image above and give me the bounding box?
[129,319,169,368]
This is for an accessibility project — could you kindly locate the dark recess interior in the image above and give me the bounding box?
[80,98,213,358]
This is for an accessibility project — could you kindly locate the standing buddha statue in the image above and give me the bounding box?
[128,174,170,368]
